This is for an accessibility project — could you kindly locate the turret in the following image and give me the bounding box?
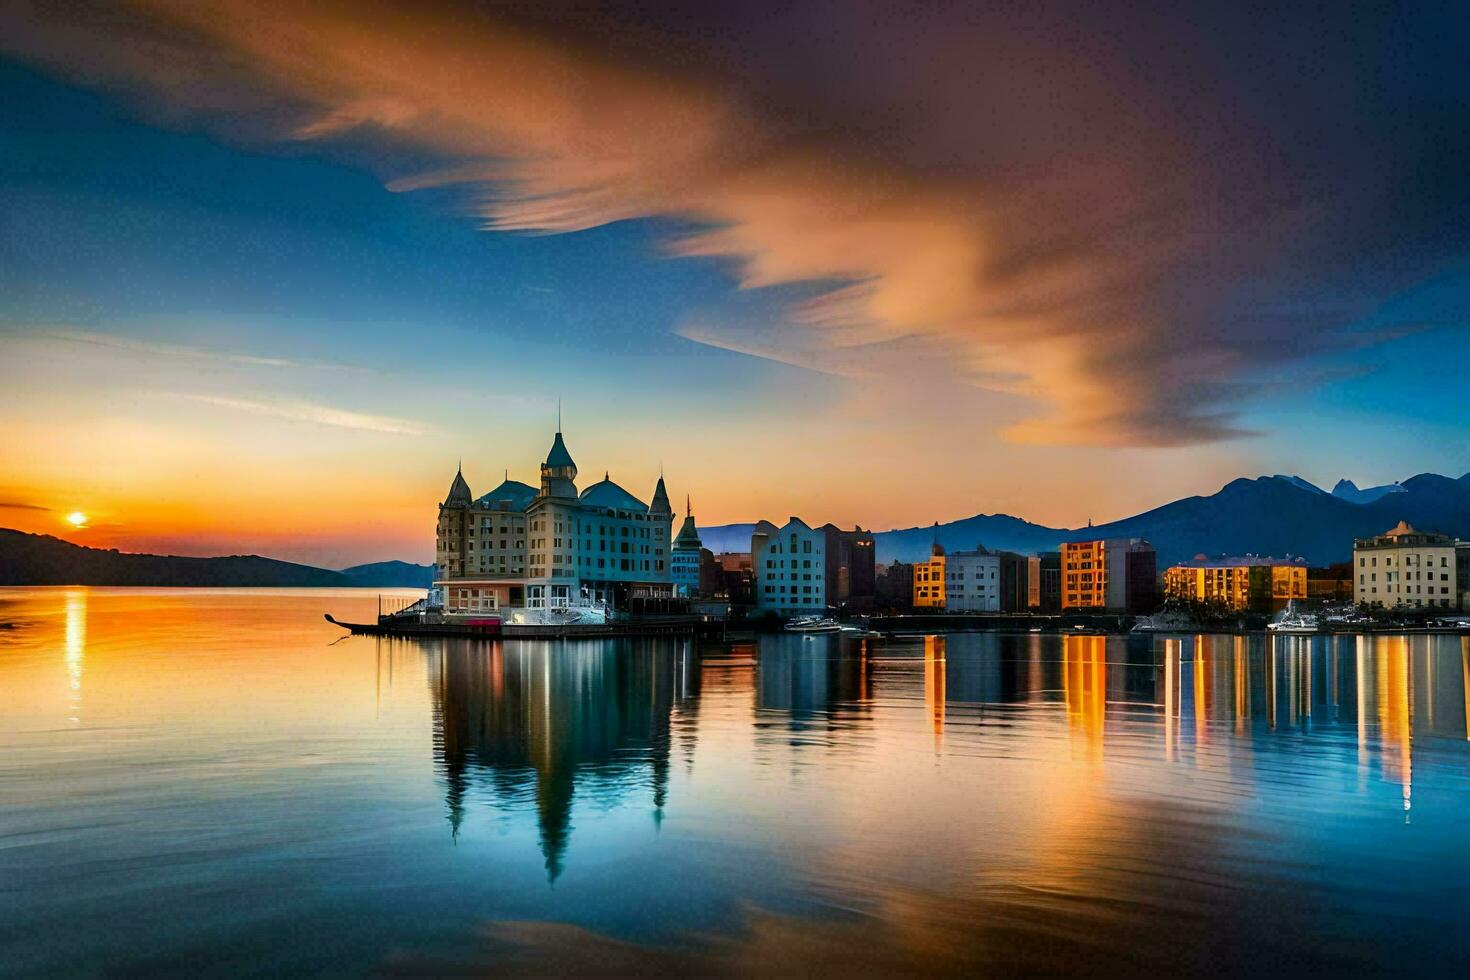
[674,495,702,550]
[539,430,578,498]
[443,465,472,507]
[650,474,672,518]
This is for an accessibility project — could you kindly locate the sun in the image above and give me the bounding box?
[65,511,88,528]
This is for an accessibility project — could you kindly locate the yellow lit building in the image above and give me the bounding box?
[1062,538,1157,613]
[1163,555,1308,612]
[1062,540,1107,609]
[913,542,946,609]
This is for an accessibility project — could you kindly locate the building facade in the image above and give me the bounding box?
[1038,551,1062,613]
[1354,521,1460,610]
[670,497,708,597]
[1062,538,1157,613]
[944,547,1000,611]
[752,518,827,615]
[1163,555,1307,612]
[715,552,754,604]
[1459,543,1470,609]
[913,542,946,609]
[821,524,877,612]
[434,430,674,613]
[875,560,914,611]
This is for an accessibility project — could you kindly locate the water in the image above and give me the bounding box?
[3,588,1470,976]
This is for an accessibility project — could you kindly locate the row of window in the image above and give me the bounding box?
[1359,553,1451,567]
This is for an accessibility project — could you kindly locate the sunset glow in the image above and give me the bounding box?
[0,1,1466,567]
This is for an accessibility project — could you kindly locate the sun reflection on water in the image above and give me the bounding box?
[63,589,86,725]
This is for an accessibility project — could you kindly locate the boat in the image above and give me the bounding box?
[784,616,841,633]
[503,599,609,627]
[1131,610,1199,634]
[1267,600,1321,635]
[389,588,610,628]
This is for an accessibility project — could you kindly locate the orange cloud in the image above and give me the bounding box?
[0,0,1432,447]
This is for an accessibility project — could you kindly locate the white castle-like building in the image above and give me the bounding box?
[435,428,674,614]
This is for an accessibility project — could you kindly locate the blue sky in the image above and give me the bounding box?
[0,3,1466,565]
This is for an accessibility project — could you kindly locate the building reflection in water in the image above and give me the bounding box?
[925,636,945,748]
[416,629,1470,870]
[425,638,699,881]
[1063,635,1106,760]
[754,636,874,716]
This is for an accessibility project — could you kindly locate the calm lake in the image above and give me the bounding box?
[3,588,1470,976]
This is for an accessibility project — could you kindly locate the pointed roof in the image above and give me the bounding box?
[1384,520,1418,538]
[545,430,576,470]
[443,466,472,506]
[649,474,672,515]
[674,497,702,550]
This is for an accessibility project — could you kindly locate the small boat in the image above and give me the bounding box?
[504,600,608,627]
[1131,610,1199,634]
[784,616,841,633]
[1267,600,1320,635]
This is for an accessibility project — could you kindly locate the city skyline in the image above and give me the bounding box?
[2,2,1468,566]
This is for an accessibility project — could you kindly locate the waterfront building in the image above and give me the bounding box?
[1027,556,1041,610]
[1062,538,1157,613]
[820,524,877,612]
[1459,543,1470,609]
[997,551,1030,612]
[752,518,827,615]
[1163,555,1307,612]
[715,552,754,604]
[943,545,1028,612]
[1308,563,1354,602]
[1354,521,1460,610]
[944,546,1000,611]
[875,560,914,611]
[434,429,674,613]
[1038,551,1062,613]
[670,497,708,597]
[913,541,946,609]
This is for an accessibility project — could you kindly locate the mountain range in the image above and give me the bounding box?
[0,529,434,588]
[3,470,1466,586]
[699,471,1470,568]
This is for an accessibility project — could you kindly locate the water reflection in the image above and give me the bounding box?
[423,638,698,880]
[8,588,1470,976]
[64,589,86,725]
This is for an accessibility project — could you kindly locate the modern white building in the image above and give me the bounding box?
[752,517,827,616]
[1354,521,1460,610]
[435,429,674,613]
[945,548,1002,612]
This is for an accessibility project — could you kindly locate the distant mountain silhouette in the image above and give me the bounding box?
[703,471,1470,568]
[0,529,432,588]
[1331,478,1407,504]
[341,560,434,588]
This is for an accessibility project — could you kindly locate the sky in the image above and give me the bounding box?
[0,0,1467,567]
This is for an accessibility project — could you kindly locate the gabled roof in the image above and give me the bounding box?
[579,477,648,513]
[474,479,537,512]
